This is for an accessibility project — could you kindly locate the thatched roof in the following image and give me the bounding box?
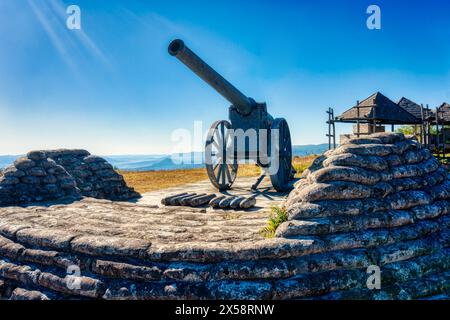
[437,102,450,124]
[336,92,420,124]
[397,97,432,120]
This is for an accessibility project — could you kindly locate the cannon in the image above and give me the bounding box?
[168,39,293,191]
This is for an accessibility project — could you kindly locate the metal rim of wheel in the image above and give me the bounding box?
[205,120,238,190]
[269,118,292,192]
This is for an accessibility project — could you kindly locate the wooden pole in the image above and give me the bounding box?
[420,104,424,144]
[356,100,360,137]
[327,108,331,150]
[331,108,336,149]
[443,121,447,161]
[427,104,431,148]
[436,107,441,160]
[438,108,446,161]
[372,100,377,135]
[326,107,336,150]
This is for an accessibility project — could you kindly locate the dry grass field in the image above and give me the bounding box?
[120,155,317,194]
[292,155,317,177]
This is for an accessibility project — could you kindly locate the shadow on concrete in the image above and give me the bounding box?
[220,177,299,200]
[1,196,82,208]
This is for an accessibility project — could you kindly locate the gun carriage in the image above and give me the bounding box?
[169,39,293,191]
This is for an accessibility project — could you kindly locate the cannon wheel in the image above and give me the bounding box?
[269,118,292,192]
[205,120,238,190]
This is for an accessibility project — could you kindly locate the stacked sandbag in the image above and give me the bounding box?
[0,149,139,207]
[43,150,140,201]
[275,132,450,298]
[0,152,81,206]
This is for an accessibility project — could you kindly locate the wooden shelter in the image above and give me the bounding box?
[331,92,420,144]
[327,94,449,165]
[397,97,433,147]
[398,97,433,120]
[430,102,450,161]
[437,102,450,124]
[336,92,420,125]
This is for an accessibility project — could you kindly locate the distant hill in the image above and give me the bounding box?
[0,155,20,170]
[105,154,205,171]
[0,144,330,171]
[292,143,329,156]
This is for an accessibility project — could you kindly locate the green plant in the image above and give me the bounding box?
[395,125,415,135]
[260,206,288,238]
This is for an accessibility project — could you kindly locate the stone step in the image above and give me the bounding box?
[1,237,448,300]
[287,184,450,220]
[2,213,448,267]
[278,203,449,237]
[273,249,450,299]
[317,270,450,300]
[0,259,105,299]
[8,287,49,300]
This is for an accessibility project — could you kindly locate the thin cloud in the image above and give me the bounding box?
[27,0,112,73]
[47,0,113,70]
[27,0,78,73]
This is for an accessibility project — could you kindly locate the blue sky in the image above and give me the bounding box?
[0,0,449,155]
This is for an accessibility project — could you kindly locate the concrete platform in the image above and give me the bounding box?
[138,176,292,210]
[0,177,293,247]
[1,172,449,300]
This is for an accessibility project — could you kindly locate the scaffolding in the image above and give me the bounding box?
[325,94,449,165]
[326,107,336,150]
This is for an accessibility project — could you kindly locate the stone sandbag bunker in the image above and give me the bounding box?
[275,132,450,299]
[0,149,140,206]
[0,134,449,300]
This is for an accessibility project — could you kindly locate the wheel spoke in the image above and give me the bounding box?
[216,164,223,182]
[225,164,232,183]
[214,130,222,147]
[205,121,237,190]
[222,164,227,185]
[230,164,237,180]
[225,128,232,146]
[212,138,220,150]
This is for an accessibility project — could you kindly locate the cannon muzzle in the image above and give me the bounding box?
[169,39,255,116]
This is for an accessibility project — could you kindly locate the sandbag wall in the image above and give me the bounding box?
[277,132,450,298]
[0,150,139,207]
[0,134,448,300]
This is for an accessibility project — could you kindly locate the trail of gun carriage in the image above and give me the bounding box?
[0,40,449,300]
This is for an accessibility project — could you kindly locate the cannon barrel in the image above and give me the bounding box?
[168,39,255,116]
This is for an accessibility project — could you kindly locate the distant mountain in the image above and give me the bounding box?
[103,155,168,170]
[0,144,330,171]
[292,143,329,156]
[104,152,205,171]
[0,155,20,170]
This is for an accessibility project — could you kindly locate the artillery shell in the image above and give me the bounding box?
[180,193,206,206]
[240,196,257,209]
[229,196,245,210]
[219,196,237,209]
[190,194,217,207]
[209,196,226,208]
[169,193,197,206]
[161,193,188,205]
